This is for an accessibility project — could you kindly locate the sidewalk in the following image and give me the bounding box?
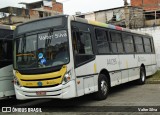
[146,71,160,84]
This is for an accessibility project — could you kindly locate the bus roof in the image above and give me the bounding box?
[14,14,151,37]
[16,15,66,28]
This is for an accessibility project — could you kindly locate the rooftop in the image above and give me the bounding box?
[19,0,62,5]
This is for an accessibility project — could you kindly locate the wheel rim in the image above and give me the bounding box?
[101,80,107,95]
[141,70,145,82]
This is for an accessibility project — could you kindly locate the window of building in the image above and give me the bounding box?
[39,11,43,18]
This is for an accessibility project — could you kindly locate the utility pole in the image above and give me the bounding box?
[8,7,13,24]
[124,0,128,6]
[124,0,129,28]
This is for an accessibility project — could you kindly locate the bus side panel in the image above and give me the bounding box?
[119,54,139,82]
[151,54,157,74]
[75,61,98,96]
[96,55,121,87]
[71,21,98,96]
[0,80,15,97]
[76,77,84,96]
[0,65,15,98]
[137,54,151,76]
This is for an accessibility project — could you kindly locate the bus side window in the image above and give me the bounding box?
[150,37,155,53]
[95,29,110,54]
[143,37,152,53]
[122,33,134,53]
[72,30,94,67]
[0,41,3,60]
[134,36,144,53]
[110,31,123,53]
[0,40,13,68]
[73,31,93,55]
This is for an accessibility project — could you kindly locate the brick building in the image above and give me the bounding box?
[131,0,160,27]
[0,0,63,25]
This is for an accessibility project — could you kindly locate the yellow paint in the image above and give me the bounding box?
[94,63,97,73]
[16,53,36,58]
[88,20,108,28]
[126,60,128,68]
[10,26,16,30]
[16,65,67,87]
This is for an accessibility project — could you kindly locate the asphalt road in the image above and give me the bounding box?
[1,82,160,114]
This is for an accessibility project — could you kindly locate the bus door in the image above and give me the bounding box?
[71,22,96,96]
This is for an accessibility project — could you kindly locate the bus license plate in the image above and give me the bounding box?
[36,91,46,96]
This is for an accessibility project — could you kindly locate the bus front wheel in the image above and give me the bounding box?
[94,74,109,100]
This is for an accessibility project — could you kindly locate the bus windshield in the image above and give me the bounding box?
[15,30,69,70]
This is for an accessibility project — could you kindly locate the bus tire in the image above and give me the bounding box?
[94,74,109,100]
[137,67,146,85]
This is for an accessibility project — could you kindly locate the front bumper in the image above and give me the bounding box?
[14,80,76,100]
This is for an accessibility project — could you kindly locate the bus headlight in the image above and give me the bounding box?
[13,76,21,87]
[62,70,72,84]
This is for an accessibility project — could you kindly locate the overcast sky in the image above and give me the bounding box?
[0,0,130,15]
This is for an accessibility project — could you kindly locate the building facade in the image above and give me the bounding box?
[76,6,144,29]
[131,0,160,11]
[131,0,160,27]
[0,0,63,25]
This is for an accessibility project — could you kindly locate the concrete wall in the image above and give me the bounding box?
[95,11,106,23]
[129,7,144,28]
[134,26,160,69]
[106,10,114,22]
[85,13,96,21]
[145,19,160,27]
[29,10,39,19]
[79,7,143,28]
[91,8,125,24]
[11,16,35,24]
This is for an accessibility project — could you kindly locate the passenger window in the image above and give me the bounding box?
[96,29,110,54]
[150,38,155,53]
[0,40,13,68]
[143,37,152,53]
[134,36,144,53]
[72,30,94,67]
[110,31,123,53]
[122,33,134,53]
[77,32,93,54]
